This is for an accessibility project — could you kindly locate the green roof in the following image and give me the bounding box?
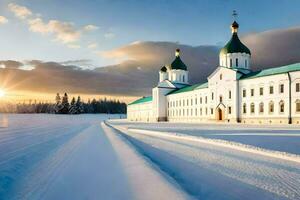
[128,96,152,105]
[167,82,208,95]
[220,32,251,55]
[241,63,300,80]
[170,56,187,71]
[160,66,167,72]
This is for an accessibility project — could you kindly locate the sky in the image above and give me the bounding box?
[1,0,300,103]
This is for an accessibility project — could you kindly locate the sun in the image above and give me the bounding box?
[0,89,6,97]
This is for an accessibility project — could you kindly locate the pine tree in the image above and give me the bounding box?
[69,97,77,114]
[60,93,70,114]
[76,96,84,114]
[54,93,62,113]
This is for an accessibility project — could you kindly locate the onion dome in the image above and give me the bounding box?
[170,49,187,71]
[220,21,251,55]
[160,66,167,72]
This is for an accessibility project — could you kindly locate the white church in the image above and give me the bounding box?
[127,20,300,124]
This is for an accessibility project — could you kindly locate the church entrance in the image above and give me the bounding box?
[216,108,224,121]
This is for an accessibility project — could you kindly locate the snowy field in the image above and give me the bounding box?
[0,114,188,200]
[109,119,300,200]
[109,120,300,155]
[1,114,300,200]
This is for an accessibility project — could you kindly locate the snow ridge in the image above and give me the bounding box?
[128,128,300,164]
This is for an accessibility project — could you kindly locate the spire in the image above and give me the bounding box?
[231,10,239,33]
[175,48,180,57]
[219,11,251,56]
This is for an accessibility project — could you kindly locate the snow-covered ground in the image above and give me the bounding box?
[109,119,300,200]
[1,115,300,200]
[109,120,300,155]
[0,114,188,200]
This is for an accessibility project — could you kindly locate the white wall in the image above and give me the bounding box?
[239,74,290,124]
[168,70,188,84]
[127,101,153,122]
[220,53,250,70]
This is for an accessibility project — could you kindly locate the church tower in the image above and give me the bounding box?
[219,12,251,70]
[168,49,189,84]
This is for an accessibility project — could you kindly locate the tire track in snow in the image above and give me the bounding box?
[13,125,93,200]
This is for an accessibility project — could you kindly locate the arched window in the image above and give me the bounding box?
[296,100,300,112]
[259,102,264,113]
[269,101,274,113]
[183,75,185,82]
[250,103,255,114]
[279,100,285,113]
[243,103,247,114]
[219,96,223,103]
[236,58,238,67]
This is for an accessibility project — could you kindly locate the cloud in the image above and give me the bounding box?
[243,26,300,69]
[0,60,23,69]
[104,32,115,39]
[84,25,99,31]
[88,43,98,49]
[0,16,8,24]
[8,3,88,45]
[1,26,300,97]
[8,3,32,19]
[67,44,81,49]
[28,18,81,44]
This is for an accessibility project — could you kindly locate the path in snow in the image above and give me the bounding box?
[110,120,300,154]
[109,122,300,200]
[0,114,189,200]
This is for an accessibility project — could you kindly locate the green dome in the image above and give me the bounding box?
[220,21,251,55]
[220,33,251,55]
[170,49,187,71]
[160,66,167,72]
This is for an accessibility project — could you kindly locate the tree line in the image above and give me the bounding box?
[0,93,127,114]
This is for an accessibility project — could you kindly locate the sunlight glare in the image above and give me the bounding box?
[0,90,6,98]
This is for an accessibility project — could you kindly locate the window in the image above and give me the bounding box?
[220,74,223,80]
[183,75,185,82]
[245,60,248,68]
[211,108,213,115]
[236,58,238,67]
[230,59,232,67]
[279,100,284,113]
[205,96,207,104]
[269,86,274,94]
[219,96,223,103]
[243,103,247,114]
[260,87,263,96]
[296,100,300,112]
[296,83,300,92]
[243,89,246,98]
[259,102,264,113]
[212,93,214,100]
[205,107,208,115]
[195,98,197,105]
[228,106,232,114]
[251,89,254,97]
[200,108,202,115]
[200,97,202,104]
[191,99,193,106]
[229,91,232,99]
[280,84,284,93]
[269,101,274,113]
[250,103,255,114]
